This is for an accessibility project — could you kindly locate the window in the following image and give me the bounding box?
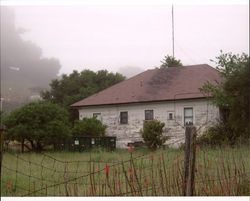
[145,110,154,120]
[93,113,101,121]
[184,107,193,125]
[120,111,128,124]
[168,112,173,120]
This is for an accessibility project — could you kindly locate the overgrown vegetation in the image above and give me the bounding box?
[2,147,249,196]
[3,101,71,152]
[140,120,167,150]
[200,52,250,146]
[197,122,229,146]
[72,117,107,137]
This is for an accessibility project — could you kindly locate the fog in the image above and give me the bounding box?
[1,7,61,109]
[11,5,249,75]
[0,4,249,110]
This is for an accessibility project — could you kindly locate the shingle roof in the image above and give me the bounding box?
[71,64,222,107]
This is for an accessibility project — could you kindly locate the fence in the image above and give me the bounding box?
[0,126,249,196]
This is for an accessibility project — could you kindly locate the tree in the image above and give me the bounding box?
[72,117,107,137]
[141,120,167,150]
[200,51,250,145]
[1,7,61,110]
[3,101,71,152]
[41,69,125,120]
[160,55,183,68]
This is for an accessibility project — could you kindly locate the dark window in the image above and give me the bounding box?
[145,110,154,120]
[168,112,173,120]
[184,107,193,125]
[120,111,128,124]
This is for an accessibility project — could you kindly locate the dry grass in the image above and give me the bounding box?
[1,146,249,196]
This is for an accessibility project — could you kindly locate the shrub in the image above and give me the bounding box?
[197,126,228,147]
[140,120,167,150]
[72,117,107,137]
[197,121,250,147]
[3,101,71,152]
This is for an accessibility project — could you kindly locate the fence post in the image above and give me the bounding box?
[0,125,5,196]
[183,124,197,196]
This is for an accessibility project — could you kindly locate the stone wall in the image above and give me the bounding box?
[78,99,219,148]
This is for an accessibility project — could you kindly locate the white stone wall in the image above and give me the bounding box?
[78,99,219,148]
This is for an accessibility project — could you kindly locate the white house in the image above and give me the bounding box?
[71,64,222,148]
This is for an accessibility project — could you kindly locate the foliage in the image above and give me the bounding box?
[3,101,71,152]
[160,55,183,68]
[1,7,60,109]
[140,120,167,150]
[196,122,229,146]
[72,117,107,137]
[197,121,250,147]
[41,70,125,109]
[200,51,250,145]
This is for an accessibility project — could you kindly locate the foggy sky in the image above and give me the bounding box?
[7,5,250,76]
[11,5,249,76]
[0,7,61,105]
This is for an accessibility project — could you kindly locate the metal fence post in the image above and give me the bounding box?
[183,124,197,196]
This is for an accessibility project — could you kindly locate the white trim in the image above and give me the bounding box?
[183,106,195,125]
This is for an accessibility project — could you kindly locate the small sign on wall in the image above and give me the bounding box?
[74,139,79,145]
[91,138,95,145]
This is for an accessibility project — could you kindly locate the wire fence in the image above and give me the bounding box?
[1,139,249,196]
[0,105,249,197]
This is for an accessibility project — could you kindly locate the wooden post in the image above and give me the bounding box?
[183,124,196,196]
[187,126,196,196]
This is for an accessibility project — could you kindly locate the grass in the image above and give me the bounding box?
[1,146,249,196]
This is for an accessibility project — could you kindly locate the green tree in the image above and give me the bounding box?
[72,117,107,137]
[141,120,167,150]
[3,101,71,152]
[41,70,125,109]
[160,55,183,68]
[200,51,250,145]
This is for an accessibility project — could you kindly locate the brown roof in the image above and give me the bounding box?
[71,64,222,107]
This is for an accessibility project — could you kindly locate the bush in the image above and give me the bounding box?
[197,121,250,147]
[72,117,107,137]
[140,120,167,150]
[3,101,71,152]
[197,126,228,147]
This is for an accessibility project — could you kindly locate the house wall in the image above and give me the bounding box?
[78,99,219,148]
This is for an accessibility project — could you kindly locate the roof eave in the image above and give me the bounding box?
[71,96,214,109]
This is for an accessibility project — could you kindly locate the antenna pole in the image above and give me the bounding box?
[172,4,175,58]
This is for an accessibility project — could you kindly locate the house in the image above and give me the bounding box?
[71,64,222,148]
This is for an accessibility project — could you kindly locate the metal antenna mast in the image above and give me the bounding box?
[172,4,175,58]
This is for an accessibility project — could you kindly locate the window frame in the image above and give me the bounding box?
[120,111,128,124]
[168,112,174,120]
[184,107,193,125]
[145,110,154,121]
